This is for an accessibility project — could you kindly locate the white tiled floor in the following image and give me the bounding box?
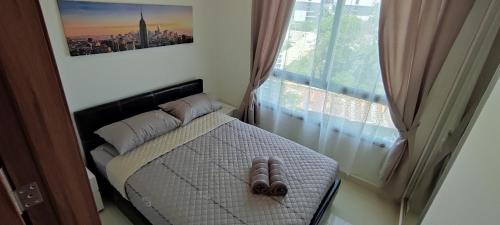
[99,176,399,225]
[318,176,399,225]
[99,198,134,225]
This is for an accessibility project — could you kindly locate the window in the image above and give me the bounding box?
[259,0,397,145]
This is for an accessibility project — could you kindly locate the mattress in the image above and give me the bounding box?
[90,144,118,178]
[112,113,339,225]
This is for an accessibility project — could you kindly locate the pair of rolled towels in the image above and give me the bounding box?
[250,156,288,196]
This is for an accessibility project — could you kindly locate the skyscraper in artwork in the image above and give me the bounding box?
[139,8,148,48]
[156,25,161,35]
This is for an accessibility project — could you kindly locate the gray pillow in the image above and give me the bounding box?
[158,93,222,125]
[94,110,181,155]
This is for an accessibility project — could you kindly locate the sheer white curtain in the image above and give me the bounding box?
[257,0,398,184]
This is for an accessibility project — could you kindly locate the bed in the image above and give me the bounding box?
[74,79,341,225]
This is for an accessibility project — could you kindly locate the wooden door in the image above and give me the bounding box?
[0,0,101,225]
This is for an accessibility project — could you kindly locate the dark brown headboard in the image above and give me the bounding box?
[73,79,203,164]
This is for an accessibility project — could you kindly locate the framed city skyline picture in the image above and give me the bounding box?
[57,0,193,56]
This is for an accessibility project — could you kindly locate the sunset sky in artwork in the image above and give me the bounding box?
[57,1,193,38]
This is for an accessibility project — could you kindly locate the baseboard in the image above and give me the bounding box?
[336,171,381,193]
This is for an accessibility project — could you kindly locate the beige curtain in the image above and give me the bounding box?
[378,0,475,199]
[238,0,295,124]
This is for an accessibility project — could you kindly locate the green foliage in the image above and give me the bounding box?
[283,4,385,96]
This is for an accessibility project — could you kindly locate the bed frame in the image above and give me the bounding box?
[74,79,341,225]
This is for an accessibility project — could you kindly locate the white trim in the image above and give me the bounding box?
[399,197,408,225]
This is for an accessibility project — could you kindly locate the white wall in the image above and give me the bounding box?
[39,0,235,112]
[421,68,500,225]
[208,0,252,107]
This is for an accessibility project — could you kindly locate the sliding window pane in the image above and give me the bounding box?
[327,0,383,96]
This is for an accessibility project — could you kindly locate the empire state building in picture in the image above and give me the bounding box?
[139,9,149,48]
